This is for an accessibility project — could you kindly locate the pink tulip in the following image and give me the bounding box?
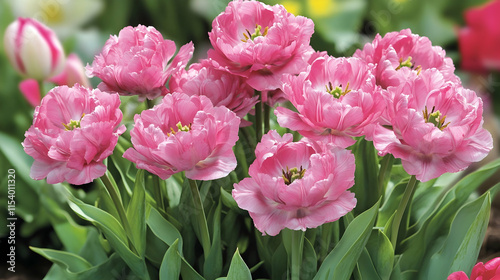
[458,0,500,73]
[169,59,259,126]
[50,53,92,88]
[3,17,65,81]
[371,69,492,182]
[123,92,240,180]
[22,84,126,185]
[275,56,383,148]
[208,0,314,91]
[448,257,500,280]
[232,130,357,236]
[18,79,41,107]
[86,25,194,100]
[354,29,459,89]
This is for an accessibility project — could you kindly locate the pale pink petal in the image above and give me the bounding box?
[18,79,41,107]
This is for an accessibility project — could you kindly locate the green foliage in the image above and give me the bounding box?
[223,249,252,280]
[314,200,380,280]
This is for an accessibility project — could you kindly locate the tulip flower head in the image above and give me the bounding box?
[23,84,125,185]
[448,257,500,280]
[6,0,103,38]
[371,69,493,182]
[86,25,194,101]
[458,0,500,73]
[232,131,357,236]
[3,17,65,81]
[208,0,315,91]
[123,92,240,180]
[276,56,383,148]
[354,29,459,89]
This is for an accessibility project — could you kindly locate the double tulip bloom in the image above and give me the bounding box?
[276,55,383,148]
[123,92,241,180]
[354,28,459,89]
[371,69,492,182]
[208,0,315,91]
[3,17,65,81]
[22,85,125,185]
[86,25,194,100]
[232,131,357,236]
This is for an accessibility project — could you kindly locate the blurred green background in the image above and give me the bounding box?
[1,0,499,278]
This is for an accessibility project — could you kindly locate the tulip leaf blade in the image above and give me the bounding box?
[314,199,380,280]
[159,239,182,280]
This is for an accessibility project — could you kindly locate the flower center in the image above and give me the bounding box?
[395,56,422,74]
[40,2,64,25]
[241,24,269,42]
[63,114,85,130]
[167,121,191,136]
[326,81,351,99]
[282,166,306,185]
[423,106,450,130]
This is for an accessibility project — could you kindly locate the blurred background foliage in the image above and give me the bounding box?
[1,0,499,278]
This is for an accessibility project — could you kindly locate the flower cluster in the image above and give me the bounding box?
[17,0,493,246]
[350,29,492,182]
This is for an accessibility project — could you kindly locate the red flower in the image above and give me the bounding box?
[458,0,500,73]
[448,257,500,279]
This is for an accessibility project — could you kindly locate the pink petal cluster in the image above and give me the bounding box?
[371,69,493,182]
[3,17,65,81]
[448,257,500,280]
[208,0,314,91]
[232,130,357,236]
[354,28,458,89]
[275,56,383,148]
[169,59,259,126]
[86,25,194,100]
[51,53,92,88]
[22,84,125,185]
[458,0,500,73]
[123,92,240,180]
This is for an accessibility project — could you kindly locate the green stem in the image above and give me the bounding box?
[146,98,155,109]
[264,103,271,134]
[378,154,394,201]
[291,230,305,280]
[255,91,263,142]
[100,172,138,254]
[241,126,256,151]
[390,175,418,249]
[152,174,165,211]
[319,222,334,262]
[38,80,46,98]
[188,179,211,259]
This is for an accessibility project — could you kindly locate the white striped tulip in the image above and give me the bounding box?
[3,17,65,81]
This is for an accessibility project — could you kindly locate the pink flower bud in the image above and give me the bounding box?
[50,53,91,88]
[3,18,65,81]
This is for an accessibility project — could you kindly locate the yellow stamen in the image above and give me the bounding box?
[423,106,450,130]
[326,81,351,98]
